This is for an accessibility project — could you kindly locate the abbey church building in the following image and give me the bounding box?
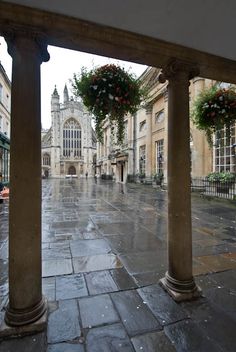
[42,85,96,178]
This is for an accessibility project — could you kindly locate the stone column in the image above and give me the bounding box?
[159,60,201,301]
[163,89,168,182]
[4,32,49,327]
[145,104,153,178]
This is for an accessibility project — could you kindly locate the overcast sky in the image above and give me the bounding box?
[0,36,147,129]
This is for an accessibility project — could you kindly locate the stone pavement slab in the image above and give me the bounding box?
[42,259,73,277]
[110,268,137,290]
[42,277,56,301]
[0,332,46,352]
[47,342,84,352]
[181,298,236,352]
[85,270,118,295]
[79,294,119,328]
[119,251,167,275]
[138,284,188,325]
[47,300,81,344]
[111,290,161,336]
[73,254,122,273]
[70,239,111,257]
[131,331,176,352]
[56,274,88,300]
[164,319,223,352]
[86,323,134,352]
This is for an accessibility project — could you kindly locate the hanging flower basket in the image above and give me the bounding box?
[191,85,236,145]
[72,64,145,144]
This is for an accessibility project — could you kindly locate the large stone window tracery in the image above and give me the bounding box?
[63,118,82,157]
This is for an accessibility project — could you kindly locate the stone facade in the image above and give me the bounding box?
[42,85,96,178]
[0,62,10,182]
[96,67,220,183]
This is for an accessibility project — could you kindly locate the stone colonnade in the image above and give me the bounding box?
[2,33,200,333]
[3,33,49,329]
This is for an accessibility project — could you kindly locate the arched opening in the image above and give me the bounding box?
[68,165,76,175]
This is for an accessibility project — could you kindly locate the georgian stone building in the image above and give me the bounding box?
[41,85,96,178]
[0,61,10,182]
[97,67,236,183]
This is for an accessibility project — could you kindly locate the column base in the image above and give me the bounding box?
[159,272,202,302]
[0,305,47,339]
[4,296,47,328]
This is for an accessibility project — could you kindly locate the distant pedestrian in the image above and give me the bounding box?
[85,171,88,179]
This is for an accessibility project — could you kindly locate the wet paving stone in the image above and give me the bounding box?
[138,284,188,325]
[49,241,71,249]
[48,299,81,344]
[42,259,73,277]
[181,299,236,352]
[79,294,119,328]
[133,270,165,287]
[2,179,236,350]
[195,254,236,272]
[203,287,236,318]
[192,259,211,276]
[105,233,165,254]
[0,332,46,352]
[82,231,102,240]
[131,331,176,352]
[0,242,8,260]
[110,268,137,290]
[164,319,222,352]
[210,269,236,292]
[85,270,118,295]
[111,290,161,336]
[119,251,167,275]
[47,342,85,352]
[86,323,134,352]
[43,277,56,301]
[42,247,71,260]
[195,274,219,291]
[51,220,80,230]
[73,254,122,273]
[70,239,111,258]
[97,222,134,235]
[90,212,130,224]
[193,243,236,257]
[56,274,88,300]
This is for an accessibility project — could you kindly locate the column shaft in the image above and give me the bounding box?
[159,61,201,301]
[145,105,153,178]
[5,35,49,326]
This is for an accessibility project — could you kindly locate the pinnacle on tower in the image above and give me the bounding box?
[64,84,69,103]
[52,85,59,97]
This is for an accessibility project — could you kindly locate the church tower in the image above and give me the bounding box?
[51,86,61,176]
[42,85,96,178]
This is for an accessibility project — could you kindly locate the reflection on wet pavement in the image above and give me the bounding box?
[0,178,236,351]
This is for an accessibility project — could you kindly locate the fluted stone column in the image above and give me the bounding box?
[145,104,153,178]
[4,33,49,328]
[159,60,201,301]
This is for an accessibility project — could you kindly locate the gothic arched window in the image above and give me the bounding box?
[63,118,82,157]
[42,153,50,166]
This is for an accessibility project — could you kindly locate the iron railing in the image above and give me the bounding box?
[191,177,236,200]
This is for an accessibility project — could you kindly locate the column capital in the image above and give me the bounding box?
[3,26,50,63]
[145,102,153,115]
[158,59,199,84]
